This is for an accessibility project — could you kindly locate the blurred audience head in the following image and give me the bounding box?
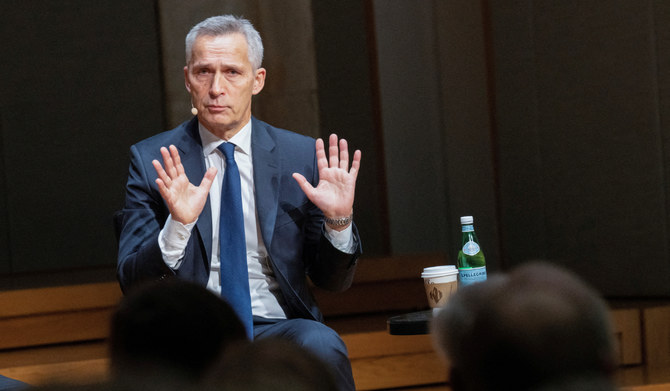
[203,337,338,391]
[109,279,247,386]
[432,261,617,391]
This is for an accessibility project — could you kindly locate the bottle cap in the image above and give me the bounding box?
[460,216,474,224]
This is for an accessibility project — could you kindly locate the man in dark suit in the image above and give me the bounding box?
[116,15,361,391]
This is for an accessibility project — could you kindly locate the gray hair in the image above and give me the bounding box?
[432,261,616,391]
[185,15,264,70]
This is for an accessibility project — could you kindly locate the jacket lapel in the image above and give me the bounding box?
[251,117,280,249]
[176,118,213,265]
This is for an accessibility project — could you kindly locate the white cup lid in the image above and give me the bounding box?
[421,265,458,278]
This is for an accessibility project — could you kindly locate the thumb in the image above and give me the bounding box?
[199,166,218,191]
[292,173,315,198]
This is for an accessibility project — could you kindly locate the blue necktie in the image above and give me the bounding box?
[217,142,253,339]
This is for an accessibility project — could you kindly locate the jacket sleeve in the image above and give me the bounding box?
[302,149,362,292]
[116,144,175,293]
[308,221,362,292]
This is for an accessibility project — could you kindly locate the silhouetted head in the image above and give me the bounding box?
[109,279,248,384]
[203,337,338,391]
[432,261,616,391]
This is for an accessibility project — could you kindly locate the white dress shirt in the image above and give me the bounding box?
[158,119,355,319]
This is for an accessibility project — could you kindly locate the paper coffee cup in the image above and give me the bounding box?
[421,265,458,314]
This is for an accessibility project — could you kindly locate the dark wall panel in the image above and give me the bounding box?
[492,1,670,296]
[0,114,8,274]
[655,1,670,278]
[312,0,390,255]
[0,1,164,276]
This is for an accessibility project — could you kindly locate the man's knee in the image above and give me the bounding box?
[290,319,348,353]
[276,319,355,391]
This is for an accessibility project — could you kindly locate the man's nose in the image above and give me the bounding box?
[210,72,227,96]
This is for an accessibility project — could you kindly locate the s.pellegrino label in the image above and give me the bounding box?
[458,266,487,285]
[457,216,487,286]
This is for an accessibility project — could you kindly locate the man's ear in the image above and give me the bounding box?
[252,67,266,95]
[184,66,192,92]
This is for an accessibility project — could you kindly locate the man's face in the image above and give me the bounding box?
[184,33,265,137]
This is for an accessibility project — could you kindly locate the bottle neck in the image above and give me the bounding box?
[461,224,475,233]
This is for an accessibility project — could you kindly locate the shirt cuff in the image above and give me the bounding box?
[158,215,196,269]
[324,223,356,254]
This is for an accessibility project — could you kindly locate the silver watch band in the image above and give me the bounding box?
[324,213,353,227]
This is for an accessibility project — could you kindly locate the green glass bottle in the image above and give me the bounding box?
[457,216,487,286]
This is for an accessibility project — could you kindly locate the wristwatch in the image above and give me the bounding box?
[324,213,353,227]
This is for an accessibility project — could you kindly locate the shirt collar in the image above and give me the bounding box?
[198,120,253,157]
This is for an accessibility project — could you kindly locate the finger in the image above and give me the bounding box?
[328,133,339,168]
[160,146,177,178]
[199,166,218,192]
[339,138,349,171]
[152,159,171,186]
[315,138,328,172]
[155,178,171,201]
[169,145,185,176]
[350,150,362,180]
[292,173,315,199]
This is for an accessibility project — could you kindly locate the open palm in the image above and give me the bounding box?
[153,145,217,224]
[293,134,361,230]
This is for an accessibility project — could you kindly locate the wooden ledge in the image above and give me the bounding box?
[316,253,447,317]
[0,282,122,350]
[0,254,446,350]
[0,282,122,318]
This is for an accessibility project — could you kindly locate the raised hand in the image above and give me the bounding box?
[153,145,217,224]
[292,134,362,231]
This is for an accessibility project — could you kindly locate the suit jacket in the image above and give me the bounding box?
[117,116,361,322]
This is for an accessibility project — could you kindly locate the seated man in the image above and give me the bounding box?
[116,14,362,391]
[432,261,618,391]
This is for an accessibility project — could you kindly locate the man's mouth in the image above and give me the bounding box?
[206,105,229,113]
